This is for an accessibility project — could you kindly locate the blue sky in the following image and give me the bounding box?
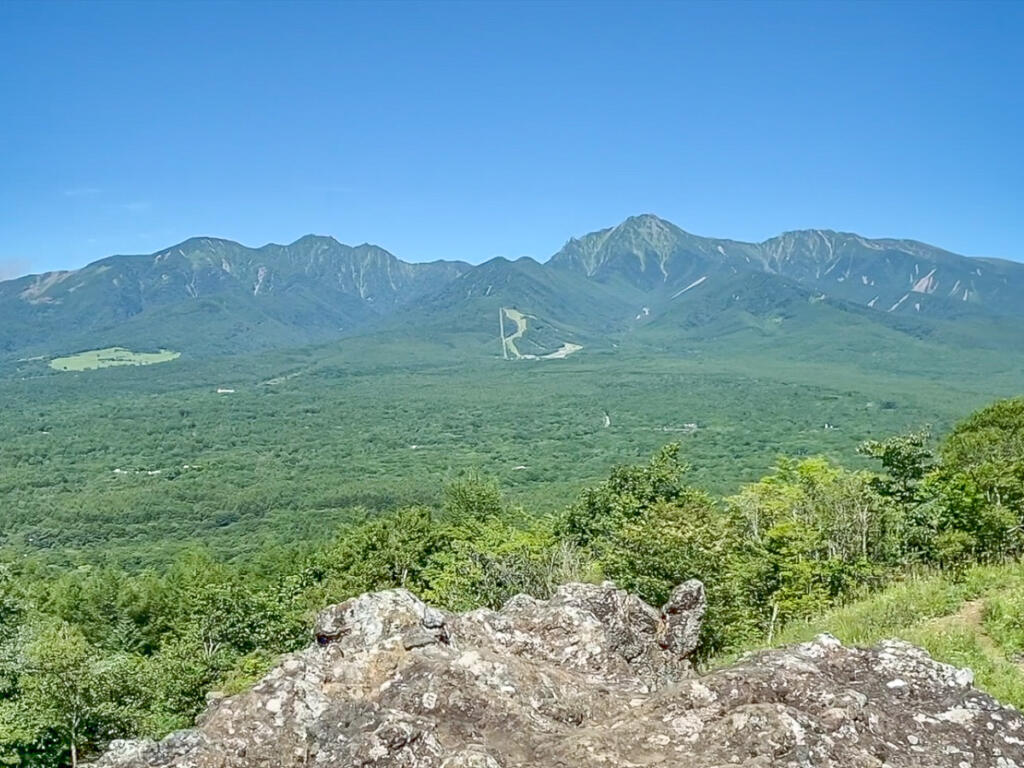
[1,0,1022,278]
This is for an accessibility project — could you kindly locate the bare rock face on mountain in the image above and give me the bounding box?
[93,580,1024,768]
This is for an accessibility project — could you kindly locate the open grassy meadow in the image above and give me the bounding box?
[49,346,181,371]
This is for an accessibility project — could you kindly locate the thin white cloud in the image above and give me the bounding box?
[63,187,101,198]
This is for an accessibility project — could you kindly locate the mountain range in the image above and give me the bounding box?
[2,214,1021,360]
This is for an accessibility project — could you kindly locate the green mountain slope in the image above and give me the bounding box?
[547,214,758,294]
[381,256,632,356]
[548,214,1024,322]
[759,229,1024,317]
[2,214,1021,361]
[0,236,468,356]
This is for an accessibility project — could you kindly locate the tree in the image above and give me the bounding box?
[939,398,1024,518]
[310,507,445,605]
[729,457,898,564]
[727,457,896,635]
[139,630,227,735]
[557,444,689,548]
[858,430,933,509]
[0,567,24,698]
[598,493,756,657]
[423,517,588,612]
[442,474,505,522]
[0,567,33,767]
[17,622,142,768]
[921,399,1024,563]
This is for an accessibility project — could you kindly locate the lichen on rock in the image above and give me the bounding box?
[91,580,1024,767]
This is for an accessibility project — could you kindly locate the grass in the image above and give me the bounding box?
[49,347,181,371]
[722,562,1024,708]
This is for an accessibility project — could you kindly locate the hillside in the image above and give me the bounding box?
[2,215,1022,361]
[3,396,1024,767]
[737,561,1024,712]
[548,214,1024,322]
[0,236,468,356]
[2,218,1024,566]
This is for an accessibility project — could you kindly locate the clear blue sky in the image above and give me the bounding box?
[1,0,1022,278]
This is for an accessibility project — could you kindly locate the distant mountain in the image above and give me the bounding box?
[1,216,1021,360]
[759,229,1024,317]
[549,214,758,293]
[385,255,639,357]
[548,214,1024,320]
[0,236,468,355]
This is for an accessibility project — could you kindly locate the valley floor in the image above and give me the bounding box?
[1,335,1021,565]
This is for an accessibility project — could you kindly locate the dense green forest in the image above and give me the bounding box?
[3,331,1021,567]
[0,395,1022,767]
[1,315,1022,768]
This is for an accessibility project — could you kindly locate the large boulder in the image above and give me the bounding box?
[92,581,1024,768]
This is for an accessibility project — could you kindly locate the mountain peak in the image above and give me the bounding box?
[620,212,674,228]
[4,218,1023,361]
[548,214,718,283]
[155,235,240,254]
[287,233,343,248]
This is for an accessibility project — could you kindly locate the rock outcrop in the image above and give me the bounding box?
[93,580,1024,768]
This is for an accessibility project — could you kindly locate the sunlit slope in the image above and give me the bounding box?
[381,256,633,356]
[549,214,1024,320]
[2,214,1022,362]
[0,236,468,357]
[733,563,1024,710]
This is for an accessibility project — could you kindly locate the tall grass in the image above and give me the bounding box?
[717,562,1024,708]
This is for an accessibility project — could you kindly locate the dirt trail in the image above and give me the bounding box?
[959,600,985,627]
[930,599,1024,674]
[929,599,987,637]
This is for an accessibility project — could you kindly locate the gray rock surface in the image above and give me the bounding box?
[92,581,1024,768]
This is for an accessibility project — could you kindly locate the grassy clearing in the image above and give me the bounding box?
[49,347,180,371]
[721,562,1024,708]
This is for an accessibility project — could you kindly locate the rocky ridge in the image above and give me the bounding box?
[93,580,1024,768]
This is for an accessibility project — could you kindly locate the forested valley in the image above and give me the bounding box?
[1,396,1022,767]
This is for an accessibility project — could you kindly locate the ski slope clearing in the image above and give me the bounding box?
[500,308,582,360]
